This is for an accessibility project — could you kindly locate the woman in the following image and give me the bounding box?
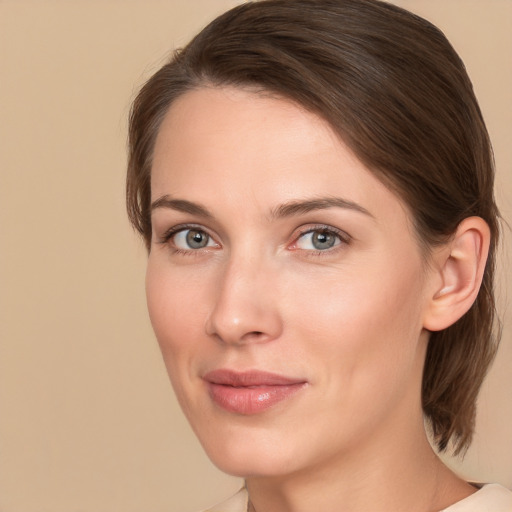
[126,0,512,510]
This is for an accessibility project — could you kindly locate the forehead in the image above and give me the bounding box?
[151,86,414,231]
[152,86,342,185]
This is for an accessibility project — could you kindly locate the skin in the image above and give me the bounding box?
[147,87,482,511]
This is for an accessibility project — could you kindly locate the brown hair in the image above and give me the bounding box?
[127,0,500,454]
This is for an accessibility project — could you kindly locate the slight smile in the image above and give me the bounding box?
[203,369,308,415]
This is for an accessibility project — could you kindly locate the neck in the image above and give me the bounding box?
[245,407,473,512]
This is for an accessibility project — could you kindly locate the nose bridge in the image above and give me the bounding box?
[206,248,282,345]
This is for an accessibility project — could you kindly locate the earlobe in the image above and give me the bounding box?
[423,217,490,332]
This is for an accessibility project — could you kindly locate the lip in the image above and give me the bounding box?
[203,369,307,415]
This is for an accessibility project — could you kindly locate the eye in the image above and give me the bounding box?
[294,228,343,251]
[172,228,217,250]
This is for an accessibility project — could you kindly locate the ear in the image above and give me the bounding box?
[423,217,491,332]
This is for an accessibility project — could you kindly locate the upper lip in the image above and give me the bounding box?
[203,369,306,387]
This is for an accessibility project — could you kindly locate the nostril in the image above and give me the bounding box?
[241,331,265,342]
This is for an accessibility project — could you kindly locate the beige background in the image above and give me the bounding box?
[0,1,511,511]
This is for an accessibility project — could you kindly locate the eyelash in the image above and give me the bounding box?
[158,224,216,255]
[157,223,351,257]
[291,224,351,256]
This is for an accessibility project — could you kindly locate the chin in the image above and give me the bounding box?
[196,422,302,478]
[209,450,295,479]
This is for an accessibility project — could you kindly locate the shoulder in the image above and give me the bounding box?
[200,487,248,512]
[441,484,512,512]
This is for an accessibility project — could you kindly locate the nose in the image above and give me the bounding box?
[205,255,283,345]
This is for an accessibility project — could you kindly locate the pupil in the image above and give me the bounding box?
[313,231,335,250]
[187,230,207,248]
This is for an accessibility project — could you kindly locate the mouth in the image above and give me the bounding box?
[203,369,307,415]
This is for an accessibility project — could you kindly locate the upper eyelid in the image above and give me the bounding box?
[159,224,216,243]
[293,224,351,242]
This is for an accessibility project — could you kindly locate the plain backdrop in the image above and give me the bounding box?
[1,1,511,511]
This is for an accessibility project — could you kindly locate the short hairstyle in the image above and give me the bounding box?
[126,0,500,454]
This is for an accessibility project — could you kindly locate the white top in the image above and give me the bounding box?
[203,484,512,512]
[440,484,512,512]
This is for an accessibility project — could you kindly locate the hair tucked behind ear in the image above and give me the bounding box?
[126,0,501,454]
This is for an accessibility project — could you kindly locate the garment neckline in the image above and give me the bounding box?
[206,483,512,512]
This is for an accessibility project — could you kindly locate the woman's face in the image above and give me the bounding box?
[147,87,437,477]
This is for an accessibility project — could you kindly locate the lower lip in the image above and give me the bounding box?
[207,382,306,415]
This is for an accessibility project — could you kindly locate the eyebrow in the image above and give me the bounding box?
[270,197,373,219]
[150,195,373,219]
[151,196,213,218]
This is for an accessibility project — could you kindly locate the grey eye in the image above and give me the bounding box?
[173,229,215,249]
[186,229,209,248]
[296,229,341,251]
[311,230,337,250]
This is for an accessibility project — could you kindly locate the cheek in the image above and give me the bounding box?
[145,259,215,422]
[145,259,208,368]
[283,266,427,449]
[284,256,426,385]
